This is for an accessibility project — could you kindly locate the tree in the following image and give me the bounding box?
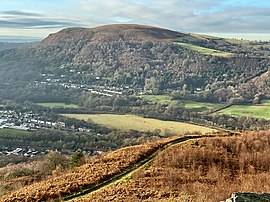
[42,152,69,174]
[70,152,84,168]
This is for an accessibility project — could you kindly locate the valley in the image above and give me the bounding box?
[0,24,270,201]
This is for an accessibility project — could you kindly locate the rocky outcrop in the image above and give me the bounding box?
[224,192,270,202]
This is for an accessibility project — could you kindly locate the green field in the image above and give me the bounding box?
[177,42,235,57]
[37,102,80,108]
[141,95,270,119]
[182,100,224,113]
[217,101,270,119]
[63,114,215,134]
[224,38,251,45]
[140,95,179,105]
[0,128,31,137]
[140,95,223,113]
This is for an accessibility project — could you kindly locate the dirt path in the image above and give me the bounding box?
[64,136,203,201]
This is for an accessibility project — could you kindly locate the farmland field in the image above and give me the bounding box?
[177,42,235,57]
[37,102,80,108]
[141,95,223,113]
[217,104,270,119]
[140,95,178,105]
[182,100,224,113]
[63,114,215,134]
[0,128,30,137]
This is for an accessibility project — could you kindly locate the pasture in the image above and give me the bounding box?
[177,42,235,57]
[217,103,270,119]
[37,102,80,108]
[140,95,178,105]
[140,95,223,113]
[0,128,31,137]
[63,114,215,134]
[181,100,224,113]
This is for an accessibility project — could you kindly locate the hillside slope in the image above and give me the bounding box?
[2,131,270,202]
[76,131,270,202]
[42,24,184,45]
[0,24,269,103]
[0,136,200,201]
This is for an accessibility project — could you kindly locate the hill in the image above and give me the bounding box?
[2,131,270,201]
[0,42,35,51]
[42,24,184,45]
[0,24,269,104]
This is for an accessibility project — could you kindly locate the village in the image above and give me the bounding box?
[26,67,151,97]
[0,146,45,158]
[0,109,68,131]
[0,108,95,132]
[27,69,129,97]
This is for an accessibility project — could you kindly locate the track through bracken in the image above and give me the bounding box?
[78,131,270,202]
[1,131,233,202]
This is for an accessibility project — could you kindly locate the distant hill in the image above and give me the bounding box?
[42,24,185,45]
[0,24,269,103]
[0,42,37,51]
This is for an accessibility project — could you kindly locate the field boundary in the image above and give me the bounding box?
[206,103,233,115]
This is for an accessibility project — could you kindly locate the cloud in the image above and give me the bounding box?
[1,0,270,38]
[78,0,270,34]
[0,18,84,29]
[0,10,86,29]
[1,10,42,17]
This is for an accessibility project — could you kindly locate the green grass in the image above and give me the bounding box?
[175,35,201,43]
[181,100,224,113]
[177,42,235,57]
[63,114,215,134]
[224,38,251,45]
[37,102,80,108]
[140,95,223,113]
[0,128,31,137]
[141,95,270,119]
[140,95,179,105]
[216,102,270,119]
[261,100,270,106]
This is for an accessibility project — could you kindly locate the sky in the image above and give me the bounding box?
[0,0,269,41]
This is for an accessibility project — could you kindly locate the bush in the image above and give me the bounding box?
[70,151,84,168]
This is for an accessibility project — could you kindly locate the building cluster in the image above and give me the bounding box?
[29,73,125,97]
[0,110,67,131]
[0,146,46,157]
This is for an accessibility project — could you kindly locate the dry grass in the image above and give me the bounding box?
[0,136,180,201]
[80,131,270,202]
[63,114,215,134]
[0,160,46,196]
